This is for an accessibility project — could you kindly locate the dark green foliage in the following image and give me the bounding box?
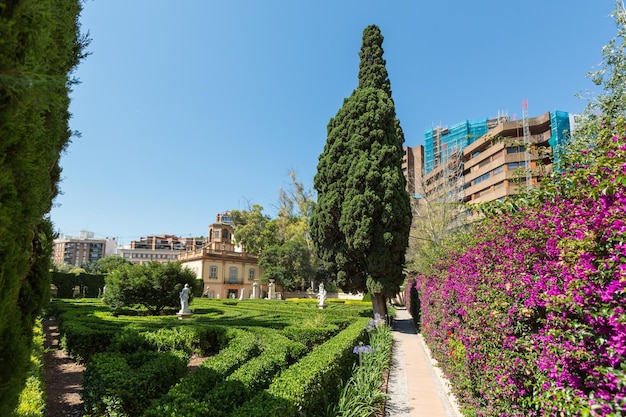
[51,272,77,298]
[51,271,105,298]
[82,350,188,417]
[259,239,314,291]
[311,25,411,318]
[0,0,87,412]
[94,255,133,274]
[282,323,339,349]
[231,318,370,417]
[31,298,376,415]
[103,262,199,315]
[58,320,118,361]
[142,328,260,416]
[156,329,308,417]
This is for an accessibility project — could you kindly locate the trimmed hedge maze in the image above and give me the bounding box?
[46,298,373,417]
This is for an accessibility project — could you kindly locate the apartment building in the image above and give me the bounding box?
[419,111,571,204]
[463,111,570,204]
[178,212,267,300]
[53,231,109,266]
[402,145,424,197]
[119,234,203,265]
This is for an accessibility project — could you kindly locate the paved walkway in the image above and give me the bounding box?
[385,307,463,417]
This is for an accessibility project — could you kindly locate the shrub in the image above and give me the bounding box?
[231,317,370,417]
[142,328,259,416]
[416,118,626,416]
[12,320,45,417]
[82,350,187,417]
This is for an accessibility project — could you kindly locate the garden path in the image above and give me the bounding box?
[43,318,85,417]
[386,307,462,417]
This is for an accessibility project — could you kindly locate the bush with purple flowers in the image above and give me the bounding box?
[409,5,626,414]
[411,119,626,416]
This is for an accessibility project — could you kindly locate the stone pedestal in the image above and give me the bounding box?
[176,312,193,320]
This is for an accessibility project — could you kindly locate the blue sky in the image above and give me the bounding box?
[50,1,616,245]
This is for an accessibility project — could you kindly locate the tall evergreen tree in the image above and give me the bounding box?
[310,25,411,317]
[0,0,88,412]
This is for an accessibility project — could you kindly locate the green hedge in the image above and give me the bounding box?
[142,328,260,416]
[58,320,118,361]
[231,317,370,417]
[51,272,105,298]
[171,329,308,417]
[82,350,188,417]
[282,323,339,349]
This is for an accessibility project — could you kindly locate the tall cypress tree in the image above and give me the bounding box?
[310,25,411,318]
[0,0,88,412]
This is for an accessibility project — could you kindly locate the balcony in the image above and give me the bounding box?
[223,278,243,285]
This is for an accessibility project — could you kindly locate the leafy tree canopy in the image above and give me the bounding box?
[96,255,133,274]
[231,204,278,256]
[103,262,198,315]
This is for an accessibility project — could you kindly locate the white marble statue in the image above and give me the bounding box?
[179,284,191,314]
[318,283,327,308]
[252,280,260,299]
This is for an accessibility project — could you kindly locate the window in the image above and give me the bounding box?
[229,267,237,280]
[474,172,490,185]
[493,166,504,175]
[507,146,525,154]
[210,266,217,278]
[249,269,255,280]
[508,161,526,170]
[214,230,220,239]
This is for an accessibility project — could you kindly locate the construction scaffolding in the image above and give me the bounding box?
[424,118,490,175]
[549,110,572,168]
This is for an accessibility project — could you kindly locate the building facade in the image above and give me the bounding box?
[178,213,268,300]
[463,111,571,204]
[419,111,571,204]
[402,145,424,197]
[119,235,203,265]
[53,231,108,266]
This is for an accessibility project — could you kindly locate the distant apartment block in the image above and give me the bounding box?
[53,231,110,266]
[420,110,571,204]
[119,234,203,265]
[463,111,571,203]
[402,145,424,197]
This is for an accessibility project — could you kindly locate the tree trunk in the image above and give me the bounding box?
[371,293,388,320]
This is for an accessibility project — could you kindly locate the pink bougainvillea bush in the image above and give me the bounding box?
[411,121,626,416]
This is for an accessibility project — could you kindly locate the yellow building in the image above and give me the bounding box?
[179,213,270,300]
